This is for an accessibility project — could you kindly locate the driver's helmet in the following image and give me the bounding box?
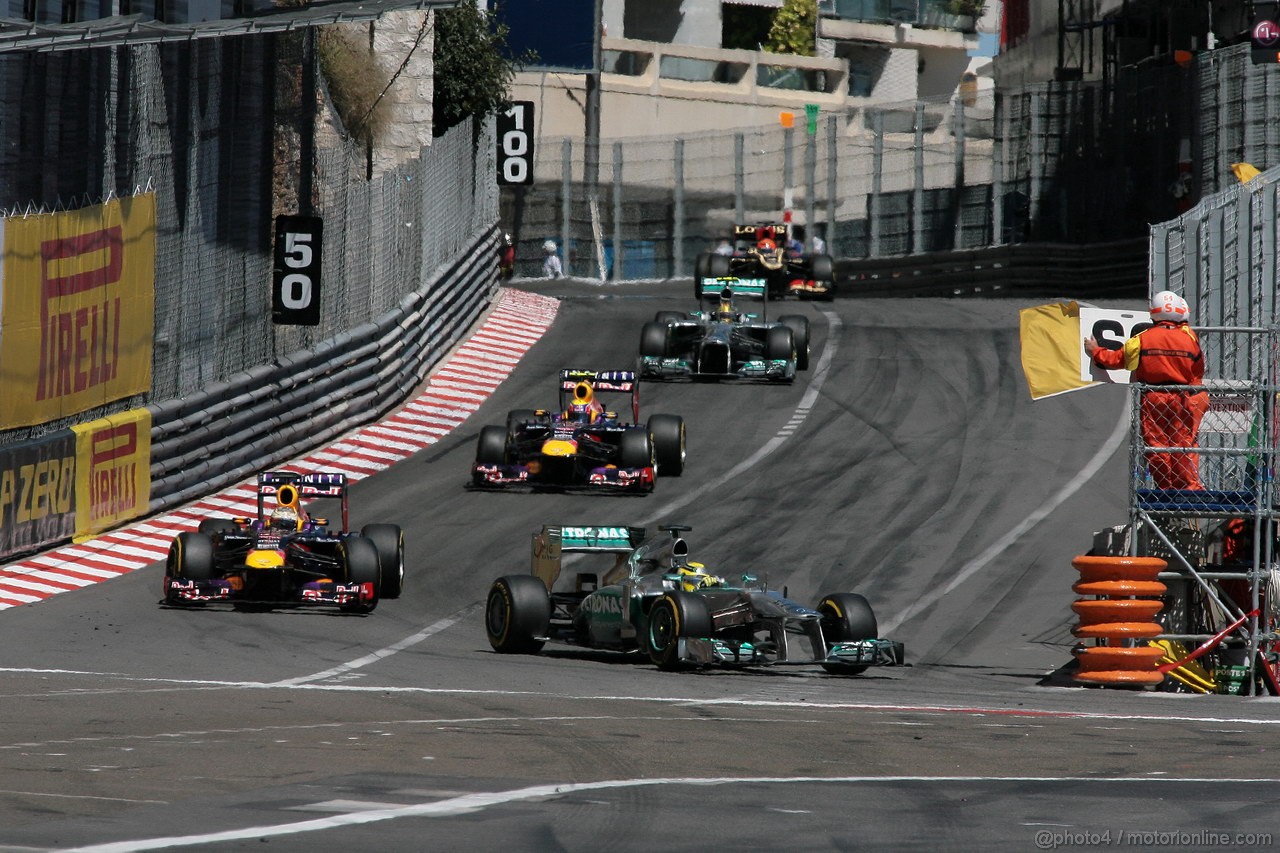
[564,381,599,423]
[717,291,736,321]
[756,238,777,254]
[268,506,300,532]
[676,561,722,592]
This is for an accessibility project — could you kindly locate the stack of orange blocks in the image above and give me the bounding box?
[1071,555,1168,686]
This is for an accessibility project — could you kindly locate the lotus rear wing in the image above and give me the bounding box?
[558,369,641,422]
[256,471,349,531]
[532,524,647,591]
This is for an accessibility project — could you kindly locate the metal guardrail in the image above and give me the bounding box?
[834,239,1148,298]
[146,229,499,513]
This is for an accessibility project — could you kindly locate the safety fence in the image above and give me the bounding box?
[0,30,500,560]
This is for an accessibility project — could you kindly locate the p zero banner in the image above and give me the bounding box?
[0,429,76,559]
[0,195,156,430]
[71,408,151,540]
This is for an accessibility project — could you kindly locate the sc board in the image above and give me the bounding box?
[1077,306,1151,384]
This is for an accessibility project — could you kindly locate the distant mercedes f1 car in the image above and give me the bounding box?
[485,524,904,674]
[472,369,686,492]
[162,471,404,612]
[640,276,810,382]
[695,223,836,300]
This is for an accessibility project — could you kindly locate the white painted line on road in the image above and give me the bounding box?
[58,775,1280,852]
[272,604,482,686]
[636,308,840,527]
[880,401,1132,635]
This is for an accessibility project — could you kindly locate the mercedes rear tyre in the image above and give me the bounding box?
[694,251,712,299]
[708,252,732,278]
[655,311,685,325]
[361,523,405,599]
[648,413,686,477]
[486,575,550,654]
[640,321,670,358]
[818,592,878,675]
[778,315,811,371]
[646,591,712,671]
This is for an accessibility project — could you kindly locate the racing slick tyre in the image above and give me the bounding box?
[618,428,655,470]
[361,523,404,599]
[708,252,732,278]
[778,315,811,371]
[647,591,713,671]
[197,519,238,536]
[486,575,550,654]
[168,532,215,583]
[476,425,509,466]
[338,536,381,614]
[655,310,685,325]
[506,409,539,434]
[648,414,686,477]
[818,592,878,675]
[640,321,670,359]
[765,325,795,363]
[810,254,835,295]
[693,252,712,299]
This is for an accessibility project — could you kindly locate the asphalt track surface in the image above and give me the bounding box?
[2,280,1279,852]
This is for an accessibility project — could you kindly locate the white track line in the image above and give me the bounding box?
[879,403,1131,635]
[59,775,1280,852]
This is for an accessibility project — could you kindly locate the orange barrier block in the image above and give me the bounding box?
[1071,555,1167,583]
[1072,579,1167,597]
[1070,555,1169,687]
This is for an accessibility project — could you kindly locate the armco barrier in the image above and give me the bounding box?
[834,239,1148,299]
[146,228,499,514]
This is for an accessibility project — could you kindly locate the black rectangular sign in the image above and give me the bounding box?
[497,101,535,186]
[272,215,324,326]
[0,430,76,560]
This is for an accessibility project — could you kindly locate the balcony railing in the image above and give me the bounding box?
[826,0,978,32]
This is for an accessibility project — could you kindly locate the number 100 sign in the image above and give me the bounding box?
[272,215,323,326]
[497,102,535,186]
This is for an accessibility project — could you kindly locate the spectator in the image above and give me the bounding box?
[714,238,734,256]
[542,239,563,278]
[499,232,515,280]
[811,226,826,255]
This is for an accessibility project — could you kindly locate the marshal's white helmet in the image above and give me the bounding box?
[543,239,557,253]
[1150,290,1190,323]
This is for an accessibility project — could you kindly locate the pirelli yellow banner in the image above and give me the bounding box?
[0,195,156,429]
[72,408,152,540]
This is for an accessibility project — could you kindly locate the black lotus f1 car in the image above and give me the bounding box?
[695,223,835,300]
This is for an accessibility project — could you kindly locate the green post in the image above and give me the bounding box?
[805,102,820,135]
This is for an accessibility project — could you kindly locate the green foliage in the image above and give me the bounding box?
[318,27,391,149]
[433,3,527,138]
[945,0,986,15]
[765,0,816,57]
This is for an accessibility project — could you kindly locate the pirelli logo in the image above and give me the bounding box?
[37,226,125,402]
[71,410,152,538]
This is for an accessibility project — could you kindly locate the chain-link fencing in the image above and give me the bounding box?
[0,32,498,451]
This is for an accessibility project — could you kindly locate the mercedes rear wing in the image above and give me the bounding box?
[532,524,646,591]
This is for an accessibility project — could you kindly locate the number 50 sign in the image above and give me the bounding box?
[272,215,323,326]
[497,102,535,186]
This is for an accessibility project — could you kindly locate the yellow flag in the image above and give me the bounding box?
[1231,162,1261,184]
[1019,302,1092,400]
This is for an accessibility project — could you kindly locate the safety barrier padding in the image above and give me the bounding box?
[1071,555,1168,687]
